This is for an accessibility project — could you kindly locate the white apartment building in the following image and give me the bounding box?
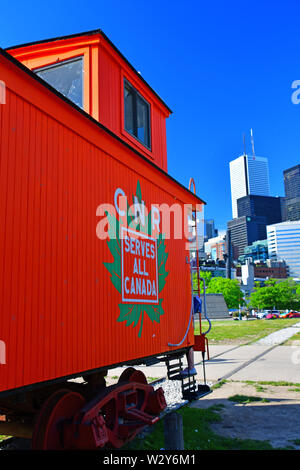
[230,155,270,218]
[267,221,300,278]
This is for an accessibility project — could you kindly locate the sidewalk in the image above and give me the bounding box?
[108,322,300,384]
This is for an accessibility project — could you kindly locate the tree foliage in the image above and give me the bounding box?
[193,270,212,293]
[205,277,244,309]
[249,279,300,310]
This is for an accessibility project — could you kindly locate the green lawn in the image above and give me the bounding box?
[283,331,300,345]
[195,318,300,345]
[126,406,274,450]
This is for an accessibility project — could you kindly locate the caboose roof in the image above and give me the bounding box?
[2,33,205,206]
[5,29,173,115]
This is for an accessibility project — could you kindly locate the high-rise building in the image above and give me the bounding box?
[284,164,300,198]
[204,219,218,241]
[267,221,300,278]
[204,235,226,261]
[227,215,267,260]
[282,164,300,222]
[237,195,282,226]
[238,239,268,264]
[229,155,270,219]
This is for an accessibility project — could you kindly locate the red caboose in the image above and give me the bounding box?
[0,30,208,449]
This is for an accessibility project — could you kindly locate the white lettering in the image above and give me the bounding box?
[152,280,157,297]
[124,236,130,253]
[130,277,135,294]
[133,257,138,274]
[124,277,130,294]
[143,260,148,276]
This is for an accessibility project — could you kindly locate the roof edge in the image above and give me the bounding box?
[5,29,173,115]
[0,46,203,206]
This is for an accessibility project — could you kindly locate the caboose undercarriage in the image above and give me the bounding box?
[0,347,209,449]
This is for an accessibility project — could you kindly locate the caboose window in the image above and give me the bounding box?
[124,80,151,149]
[34,57,83,108]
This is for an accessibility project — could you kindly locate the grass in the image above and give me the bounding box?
[236,379,300,393]
[283,331,300,345]
[195,318,300,345]
[107,375,158,383]
[211,379,227,390]
[228,394,269,404]
[243,379,300,387]
[126,406,274,450]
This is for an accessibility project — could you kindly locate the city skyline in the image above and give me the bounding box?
[1,1,300,231]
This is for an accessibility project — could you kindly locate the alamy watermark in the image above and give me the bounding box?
[95,187,204,251]
[0,80,5,104]
[291,345,300,365]
[291,80,300,104]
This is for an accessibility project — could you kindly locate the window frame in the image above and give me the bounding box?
[33,55,85,109]
[123,78,152,151]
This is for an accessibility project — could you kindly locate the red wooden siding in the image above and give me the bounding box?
[7,31,170,173]
[0,50,203,394]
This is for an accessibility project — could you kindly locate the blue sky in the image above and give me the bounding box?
[1,0,300,231]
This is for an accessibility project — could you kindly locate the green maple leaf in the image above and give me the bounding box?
[103,211,122,293]
[157,233,169,293]
[104,181,169,337]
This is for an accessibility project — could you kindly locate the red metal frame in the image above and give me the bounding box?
[32,377,166,450]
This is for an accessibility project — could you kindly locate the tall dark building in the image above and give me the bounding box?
[237,195,282,226]
[204,219,218,241]
[282,164,300,221]
[284,165,300,198]
[284,197,300,221]
[227,216,267,260]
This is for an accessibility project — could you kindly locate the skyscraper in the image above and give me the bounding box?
[229,155,270,219]
[284,164,300,198]
[267,221,300,278]
[237,195,282,226]
[204,219,218,241]
[282,164,300,221]
[227,215,267,260]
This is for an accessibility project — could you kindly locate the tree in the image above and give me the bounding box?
[193,270,212,294]
[205,277,244,309]
[249,279,300,310]
[248,284,277,310]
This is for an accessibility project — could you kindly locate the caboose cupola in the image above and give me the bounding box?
[6,30,171,171]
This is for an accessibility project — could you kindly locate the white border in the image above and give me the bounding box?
[121,227,159,304]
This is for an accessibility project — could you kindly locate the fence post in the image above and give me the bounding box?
[163,411,184,450]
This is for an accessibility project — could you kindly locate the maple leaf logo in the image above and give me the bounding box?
[104,181,168,337]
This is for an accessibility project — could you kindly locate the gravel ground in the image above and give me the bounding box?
[153,379,188,411]
[257,322,300,346]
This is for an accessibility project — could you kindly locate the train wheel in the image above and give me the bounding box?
[118,367,148,385]
[32,389,85,450]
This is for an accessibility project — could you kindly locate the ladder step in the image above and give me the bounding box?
[167,362,182,370]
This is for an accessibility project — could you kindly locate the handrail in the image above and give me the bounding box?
[167,261,194,347]
[198,276,212,335]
